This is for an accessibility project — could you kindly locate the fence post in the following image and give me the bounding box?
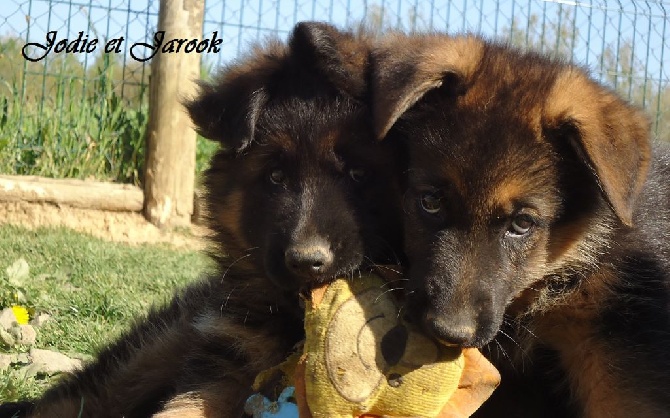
[144,0,204,227]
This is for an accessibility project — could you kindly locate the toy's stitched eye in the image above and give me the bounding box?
[349,168,366,182]
[269,168,285,184]
[419,191,442,214]
[508,213,534,236]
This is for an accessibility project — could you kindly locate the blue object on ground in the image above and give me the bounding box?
[244,386,299,418]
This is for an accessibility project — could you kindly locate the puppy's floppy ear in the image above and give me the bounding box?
[544,68,651,226]
[289,21,369,98]
[371,34,485,140]
[184,45,282,152]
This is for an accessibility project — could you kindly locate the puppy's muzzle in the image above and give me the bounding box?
[285,239,334,279]
[424,311,477,347]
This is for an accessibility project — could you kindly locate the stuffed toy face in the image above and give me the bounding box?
[299,274,499,418]
[246,272,500,418]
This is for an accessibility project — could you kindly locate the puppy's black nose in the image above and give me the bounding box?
[424,311,476,347]
[285,241,333,278]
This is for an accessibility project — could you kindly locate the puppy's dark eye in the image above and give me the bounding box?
[508,214,534,236]
[349,168,366,182]
[269,168,285,184]
[419,191,442,214]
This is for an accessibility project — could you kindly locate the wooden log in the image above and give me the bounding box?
[144,0,204,227]
[0,175,143,212]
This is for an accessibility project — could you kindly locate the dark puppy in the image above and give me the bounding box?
[373,33,670,417]
[1,22,403,418]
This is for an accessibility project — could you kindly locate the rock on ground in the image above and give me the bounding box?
[0,308,18,330]
[16,325,37,345]
[22,348,83,377]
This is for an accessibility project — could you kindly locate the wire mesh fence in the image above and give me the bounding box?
[1,0,669,182]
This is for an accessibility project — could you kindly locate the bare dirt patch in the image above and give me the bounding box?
[0,201,209,251]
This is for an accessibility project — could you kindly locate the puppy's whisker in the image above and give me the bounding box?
[222,286,238,308]
[497,329,521,349]
[220,253,253,283]
[373,264,405,276]
[373,287,404,304]
[518,324,539,340]
[381,277,409,283]
[493,338,515,371]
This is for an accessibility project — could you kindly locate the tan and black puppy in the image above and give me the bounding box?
[0,23,404,418]
[373,33,670,417]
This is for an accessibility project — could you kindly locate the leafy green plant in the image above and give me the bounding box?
[0,46,148,184]
[0,68,219,184]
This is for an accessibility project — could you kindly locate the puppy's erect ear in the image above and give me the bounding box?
[184,44,282,152]
[544,68,651,226]
[371,34,485,140]
[290,21,369,99]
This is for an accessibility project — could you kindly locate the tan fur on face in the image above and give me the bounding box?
[484,174,560,217]
[487,179,526,211]
[435,165,467,199]
[546,211,615,269]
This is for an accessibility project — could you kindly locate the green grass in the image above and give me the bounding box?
[0,57,219,185]
[0,66,148,184]
[0,224,212,402]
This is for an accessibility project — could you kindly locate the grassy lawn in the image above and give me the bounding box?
[0,224,212,401]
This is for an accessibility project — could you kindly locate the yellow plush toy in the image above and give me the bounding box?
[246,272,500,418]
